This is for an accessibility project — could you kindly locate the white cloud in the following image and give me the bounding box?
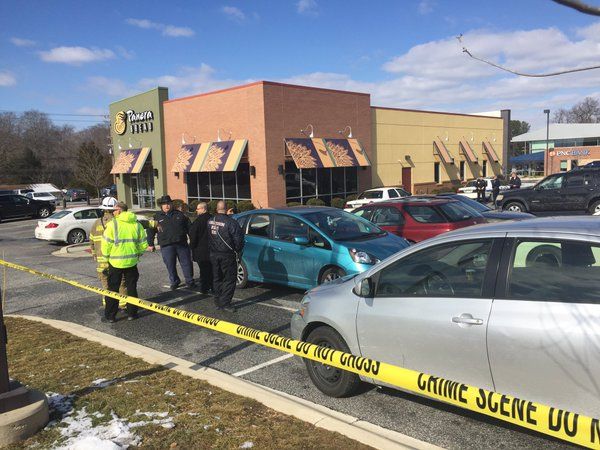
[86,76,136,98]
[116,46,135,59]
[0,71,16,87]
[222,6,246,21]
[39,46,115,65]
[10,37,36,47]
[297,0,318,16]
[418,0,434,15]
[126,18,194,37]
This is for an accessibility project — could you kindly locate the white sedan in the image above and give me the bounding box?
[344,187,410,211]
[35,207,104,245]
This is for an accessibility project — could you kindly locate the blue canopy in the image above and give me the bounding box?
[510,152,545,163]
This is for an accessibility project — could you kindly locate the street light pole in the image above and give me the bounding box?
[544,109,550,176]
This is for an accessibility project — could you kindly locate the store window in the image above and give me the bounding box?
[285,162,358,205]
[560,161,568,172]
[434,162,440,184]
[186,162,252,203]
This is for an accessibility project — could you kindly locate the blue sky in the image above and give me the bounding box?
[1,0,600,128]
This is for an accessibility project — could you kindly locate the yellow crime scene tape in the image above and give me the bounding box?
[1,258,599,448]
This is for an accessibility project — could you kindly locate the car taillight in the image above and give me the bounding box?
[45,223,59,228]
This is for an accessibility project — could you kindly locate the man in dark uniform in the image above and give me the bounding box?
[509,169,522,189]
[189,201,212,294]
[208,200,244,312]
[475,177,487,202]
[147,195,195,290]
[491,174,503,209]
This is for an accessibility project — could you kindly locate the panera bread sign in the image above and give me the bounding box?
[113,109,155,135]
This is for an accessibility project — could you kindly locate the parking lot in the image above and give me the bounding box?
[0,217,574,449]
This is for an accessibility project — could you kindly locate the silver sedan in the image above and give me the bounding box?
[291,216,600,418]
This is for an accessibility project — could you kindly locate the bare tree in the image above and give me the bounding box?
[75,141,112,198]
[552,97,600,123]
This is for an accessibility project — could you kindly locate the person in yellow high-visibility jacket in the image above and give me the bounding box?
[101,202,148,322]
[90,206,127,309]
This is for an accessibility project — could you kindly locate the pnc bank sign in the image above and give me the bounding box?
[113,109,155,135]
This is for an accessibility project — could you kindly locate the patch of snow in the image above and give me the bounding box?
[123,380,139,384]
[44,348,51,352]
[134,410,169,418]
[203,425,211,430]
[129,417,174,429]
[46,392,75,418]
[187,412,200,416]
[164,390,176,396]
[92,378,117,388]
[240,442,254,449]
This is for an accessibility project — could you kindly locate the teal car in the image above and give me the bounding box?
[234,206,409,290]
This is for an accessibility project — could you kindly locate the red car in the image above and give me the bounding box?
[352,198,486,243]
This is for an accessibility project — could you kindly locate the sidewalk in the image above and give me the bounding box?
[6,316,439,450]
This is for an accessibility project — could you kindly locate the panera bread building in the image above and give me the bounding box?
[110,81,508,209]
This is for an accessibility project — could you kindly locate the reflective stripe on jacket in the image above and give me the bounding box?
[90,213,113,272]
[101,211,148,269]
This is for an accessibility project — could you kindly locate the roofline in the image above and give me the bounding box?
[164,80,370,105]
[371,105,503,120]
[109,86,168,107]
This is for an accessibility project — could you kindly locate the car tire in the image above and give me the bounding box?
[38,207,51,218]
[588,200,600,215]
[503,201,525,213]
[319,266,346,285]
[67,229,86,245]
[236,260,249,289]
[304,326,361,397]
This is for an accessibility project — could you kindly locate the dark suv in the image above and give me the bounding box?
[65,188,88,202]
[498,168,600,214]
[0,194,55,222]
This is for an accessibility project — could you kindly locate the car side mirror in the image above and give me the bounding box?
[294,236,310,246]
[353,277,373,297]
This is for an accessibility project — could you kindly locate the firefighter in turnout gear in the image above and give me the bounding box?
[90,205,127,308]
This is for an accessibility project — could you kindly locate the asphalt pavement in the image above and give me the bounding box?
[0,217,574,449]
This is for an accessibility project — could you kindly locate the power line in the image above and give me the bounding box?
[457,34,600,77]
[0,109,108,117]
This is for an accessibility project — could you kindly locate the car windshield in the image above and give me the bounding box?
[303,209,384,241]
[439,202,479,222]
[454,196,490,212]
[358,191,383,199]
[48,210,71,219]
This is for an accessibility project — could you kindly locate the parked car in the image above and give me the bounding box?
[26,191,58,205]
[14,188,34,196]
[233,207,409,290]
[64,188,89,202]
[457,178,508,201]
[433,193,534,222]
[0,194,55,222]
[291,216,600,419]
[497,167,600,214]
[34,207,104,244]
[344,187,411,211]
[352,198,486,243]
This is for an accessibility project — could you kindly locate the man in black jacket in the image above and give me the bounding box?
[189,201,212,294]
[147,195,195,290]
[509,169,522,189]
[475,177,487,202]
[208,200,244,312]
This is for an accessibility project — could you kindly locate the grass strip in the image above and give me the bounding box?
[4,317,372,449]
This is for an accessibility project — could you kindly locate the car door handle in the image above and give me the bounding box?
[452,315,483,325]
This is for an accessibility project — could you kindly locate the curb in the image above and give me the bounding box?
[10,315,442,450]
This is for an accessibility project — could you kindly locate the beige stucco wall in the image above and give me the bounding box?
[372,107,505,194]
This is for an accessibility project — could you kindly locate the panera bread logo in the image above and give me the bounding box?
[113,109,155,135]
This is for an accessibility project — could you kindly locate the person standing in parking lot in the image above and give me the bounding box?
[147,195,195,290]
[101,202,147,322]
[189,201,213,294]
[90,205,127,309]
[509,169,522,189]
[475,177,487,202]
[491,174,503,209]
[208,201,244,312]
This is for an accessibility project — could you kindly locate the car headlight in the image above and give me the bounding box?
[299,296,311,318]
[349,248,380,265]
[496,194,504,201]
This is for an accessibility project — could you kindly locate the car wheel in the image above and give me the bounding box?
[504,201,525,213]
[588,200,600,215]
[67,229,86,245]
[319,266,346,285]
[304,326,361,397]
[38,207,51,218]
[236,260,249,289]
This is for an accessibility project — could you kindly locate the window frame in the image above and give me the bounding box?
[498,237,600,304]
[247,213,273,239]
[372,237,503,299]
[271,213,310,243]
